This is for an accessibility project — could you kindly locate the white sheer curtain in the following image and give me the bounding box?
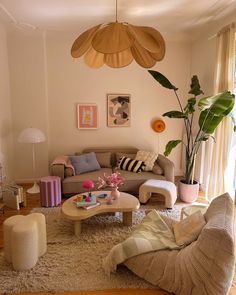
[202,23,235,200]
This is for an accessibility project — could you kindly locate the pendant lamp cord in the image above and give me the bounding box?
[116,0,118,22]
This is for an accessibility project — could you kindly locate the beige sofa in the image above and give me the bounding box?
[50,147,175,196]
[125,193,235,295]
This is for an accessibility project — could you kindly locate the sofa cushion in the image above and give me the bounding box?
[94,152,112,168]
[65,167,74,177]
[118,156,145,173]
[115,152,136,166]
[135,150,158,171]
[70,152,101,175]
[173,210,206,246]
[152,163,164,175]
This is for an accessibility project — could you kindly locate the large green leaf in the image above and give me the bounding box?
[184,97,196,114]
[198,91,234,115]
[164,140,182,157]
[163,111,187,118]
[148,70,178,91]
[188,75,204,96]
[198,91,235,133]
[199,111,223,134]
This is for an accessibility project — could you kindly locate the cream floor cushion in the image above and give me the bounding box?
[3,213,47,270]
[125,193,235,295]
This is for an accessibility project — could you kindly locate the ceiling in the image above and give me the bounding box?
[0,0,236,37]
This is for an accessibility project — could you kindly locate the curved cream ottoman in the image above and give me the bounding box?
[139,179,177,208]
[3,213,47,270]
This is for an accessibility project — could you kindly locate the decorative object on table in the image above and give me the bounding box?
[77,103,98,129]
[107,94,131,127]
[76,195,97,208]
[106,195,114,205]
[82,179,95,198]
[148,70,235,203]
[18,127,46,194]
[76,194,84,202]
[40,176,61,207]
[97,172,124,200]
[71,0,165,69]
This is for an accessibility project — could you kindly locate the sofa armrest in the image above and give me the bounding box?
[50,164,65,180]
[156,155,175,183]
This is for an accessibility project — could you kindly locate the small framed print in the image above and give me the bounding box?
[77,103,98,129]
[107,94,131,127]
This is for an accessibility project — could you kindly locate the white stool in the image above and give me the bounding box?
[3,213,47,270]
[139,179,177,208]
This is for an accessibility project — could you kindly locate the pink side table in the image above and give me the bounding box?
[40,176,61,207]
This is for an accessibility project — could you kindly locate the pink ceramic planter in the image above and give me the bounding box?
[179,180,199,203]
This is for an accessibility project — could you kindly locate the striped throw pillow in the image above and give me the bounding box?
[118,156,145,173]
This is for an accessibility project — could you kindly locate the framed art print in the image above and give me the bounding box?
[77,103,98,129]
[107,94,131,127]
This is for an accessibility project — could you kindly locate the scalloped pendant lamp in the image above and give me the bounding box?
[71,0,166,69]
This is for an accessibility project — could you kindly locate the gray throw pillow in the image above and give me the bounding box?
[70,152,101,175]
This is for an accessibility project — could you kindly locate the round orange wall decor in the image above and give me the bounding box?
[152,119,166,133]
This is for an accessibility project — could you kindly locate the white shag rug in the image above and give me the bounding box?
[0,204,183,293]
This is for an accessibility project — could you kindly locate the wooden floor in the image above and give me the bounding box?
[0,184,235,295]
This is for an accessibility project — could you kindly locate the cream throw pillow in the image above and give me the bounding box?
[135,150,158,171]
[173,210,206,246]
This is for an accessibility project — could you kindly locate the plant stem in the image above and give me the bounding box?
[190,112,194,149]
[191,154,197,184]
[174,90,191,155]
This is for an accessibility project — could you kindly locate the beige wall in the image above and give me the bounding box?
[6,28,192,181]
[0,21,13,181]
[7,30,49,181]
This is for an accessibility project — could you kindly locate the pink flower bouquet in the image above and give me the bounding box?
[97,172,124,190]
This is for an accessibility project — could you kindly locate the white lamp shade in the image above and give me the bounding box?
[18,128,46,144]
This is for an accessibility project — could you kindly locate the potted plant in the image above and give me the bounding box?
[148,70,235,202]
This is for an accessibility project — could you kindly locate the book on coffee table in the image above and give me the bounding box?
[83,202,101,210]
[76,195,97,208]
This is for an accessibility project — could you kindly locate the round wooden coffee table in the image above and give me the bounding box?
[61,191,140,236]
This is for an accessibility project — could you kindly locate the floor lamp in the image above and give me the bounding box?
[18,127,46,194]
